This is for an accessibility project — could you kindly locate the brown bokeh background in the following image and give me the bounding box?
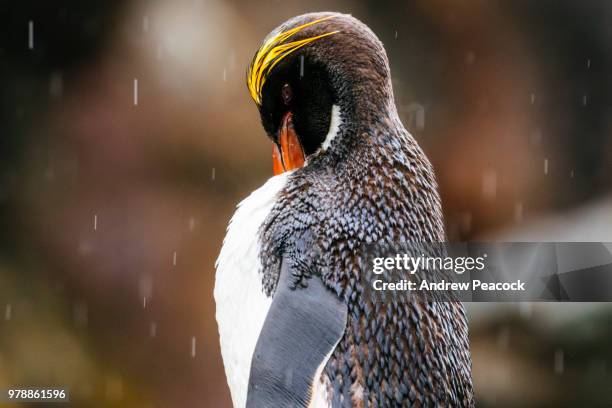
[1,1,611,406]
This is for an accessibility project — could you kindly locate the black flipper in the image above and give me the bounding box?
[246,259,347,408]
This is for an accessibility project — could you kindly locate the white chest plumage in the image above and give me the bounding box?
[214,172,289,408]
[215,106,343,407]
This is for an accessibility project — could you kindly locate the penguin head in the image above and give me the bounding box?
[247,12,394,174]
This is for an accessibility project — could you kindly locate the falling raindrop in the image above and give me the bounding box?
[143,297,147,308]
[172,251,177,267]
[482,169,497,201]
[582,95,588,106]
[191,336,197,358]
[530,93,536,104]
[94,214,98,231]
[299,55,304,77]
[133,78,139,106]
[4,304,12,321]
[394,30,398,40]
[586,59,591,69]
[28,21,34,49]
[211,167,216,180]
[570,169,575,178]
[404,103,425,131]
[188,217,196,231]
[223,68,227,82]
[554,349,564,375]
[50,72,63,98]
[544,158,549,175]
[149,322,157,338]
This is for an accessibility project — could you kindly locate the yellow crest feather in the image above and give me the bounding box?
[247,16,339,105]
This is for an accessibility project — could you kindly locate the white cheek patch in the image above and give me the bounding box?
[321,104,342,151]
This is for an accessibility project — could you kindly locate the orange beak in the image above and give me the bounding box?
[273,112,305,175]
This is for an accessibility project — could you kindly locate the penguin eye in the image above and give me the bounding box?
[281,83,293,105]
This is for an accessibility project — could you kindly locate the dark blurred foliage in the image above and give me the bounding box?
[508,0,612,204]
[471,308,612,407]
[0,0,610,406]
[0,1,125,255]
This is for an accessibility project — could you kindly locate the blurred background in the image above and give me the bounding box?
[1,0,611,406]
